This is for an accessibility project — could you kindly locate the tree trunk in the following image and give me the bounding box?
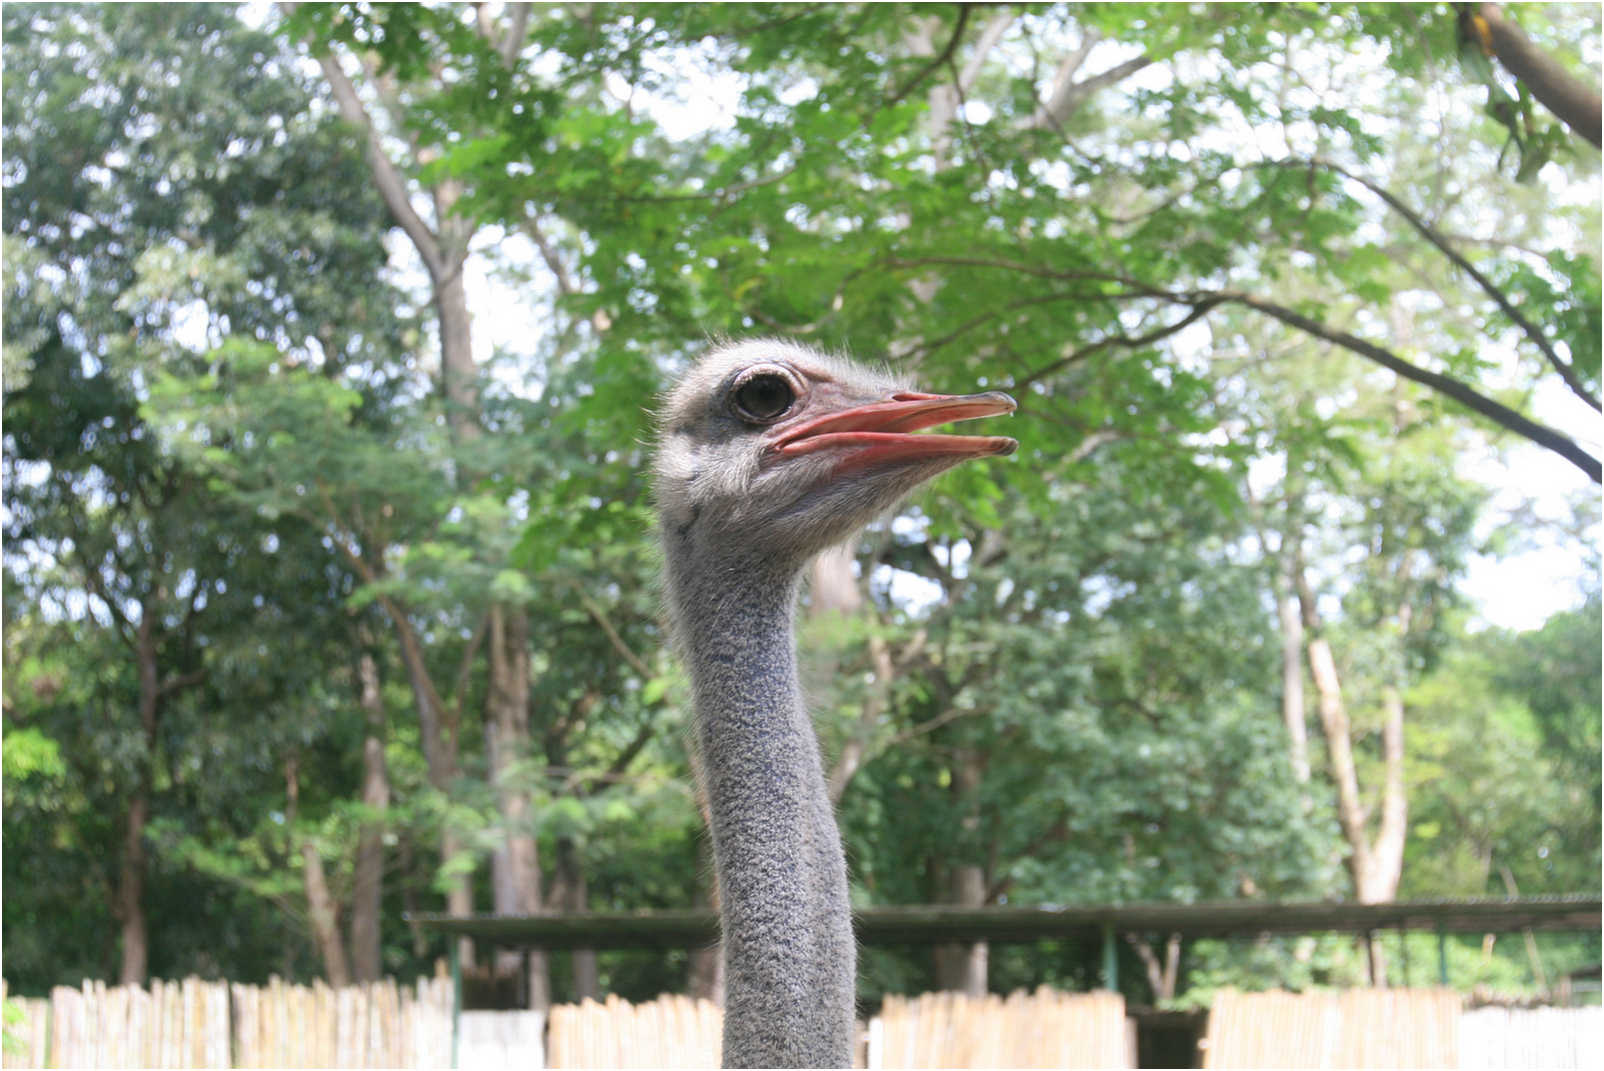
[1294,573,1374,889]
[1126,933,1183,1002]
[932,862,989,995]
[1367,683,1408,902]
[349,650,390,982]
[1275,573,1311,786]
[442,828,476,967]
[287,754,352,987]
[115,791,150,987]
[1293,558,1410,986]
[433,260,480,445]
[554,836,599,1001]
[933,751,988,996]
[302,839,353,988]
[383,598,473,965]
[486,605,549,1010]
[117,611,163,986]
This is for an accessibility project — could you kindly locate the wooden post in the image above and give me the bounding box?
[1101,924,1118,991]
[1436,924,1449,986]
[450,938,462,1069]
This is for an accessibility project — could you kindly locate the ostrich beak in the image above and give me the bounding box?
[771,390,1018,470]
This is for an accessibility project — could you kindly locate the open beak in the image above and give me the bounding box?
[771,390,1018,470]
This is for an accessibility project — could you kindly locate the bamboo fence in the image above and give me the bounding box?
[872,986,1131,1069]
[1,975,451,1069]
[545,993,721,1069]
[1202,987,1464,1069]
[8,976,1600,1069]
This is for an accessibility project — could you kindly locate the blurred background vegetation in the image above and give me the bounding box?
[3,1,1598,1010]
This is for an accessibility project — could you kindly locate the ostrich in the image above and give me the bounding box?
[654,339,1017,1068]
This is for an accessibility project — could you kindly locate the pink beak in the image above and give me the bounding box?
[770,391,1018,471]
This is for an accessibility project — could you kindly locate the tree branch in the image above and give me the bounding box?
[958,11,1014,96]
[1474,3,1602,148]
[582,720,657,796]
[448,611,491,718]
[496,3,533,68]
[885,703,980,748]
[312,50,448,279]
[1017,299,1222,389]
[1289,157,1599,410]
[1029,31,1098,128]
[522,219,577,297]
[887,5,973,107]
[881,254,1600,480]
[157,668,206,698]
[1031,53,1154,130]
[1221,289,1601,482]
[567,581,655,681]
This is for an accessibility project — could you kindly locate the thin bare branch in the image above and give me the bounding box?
[584,720,658,795]
[1030,30,1099,128]
[1290,156,1599,410]
[522,219,577,297]
[1223,289,1601,482]
[314,50,447,278]
[882,254,1600,480]
[448,612,492,717]
[1017,299,1222,389]
[885,704,980,748]
[568,581,655,681]
[887,5,973,108]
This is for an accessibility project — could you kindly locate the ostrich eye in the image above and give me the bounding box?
[731,373,795,423]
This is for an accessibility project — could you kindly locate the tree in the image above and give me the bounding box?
[3,1,408,986]
[5,1,1596,1006]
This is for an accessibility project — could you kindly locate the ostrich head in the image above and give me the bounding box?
[654,338,1017,568]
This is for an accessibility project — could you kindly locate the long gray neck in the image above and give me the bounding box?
[664,543,855,1069]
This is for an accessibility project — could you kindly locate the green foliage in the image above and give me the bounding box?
[4,0,1598,1005]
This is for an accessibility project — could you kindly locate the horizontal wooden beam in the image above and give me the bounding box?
[406,896,1601,950]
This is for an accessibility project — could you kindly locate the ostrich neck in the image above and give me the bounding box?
[665,547,855,1069]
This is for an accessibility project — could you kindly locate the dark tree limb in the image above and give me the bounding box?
[1017,299,1222,389]
[880,255,1601,481]
[886,5,973,108]
[567,580,655,681]
[1221,290,1601,483]
[1284,157,1600,410]
[1473,3,1602,148]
